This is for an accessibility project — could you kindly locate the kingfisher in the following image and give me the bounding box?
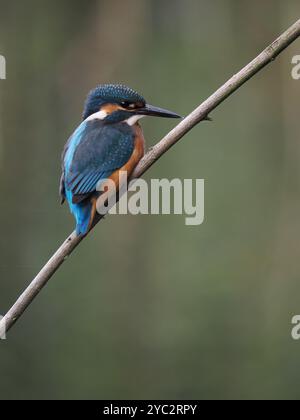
[60,84,181,236]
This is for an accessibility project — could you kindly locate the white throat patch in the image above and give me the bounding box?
[126,115,145,126]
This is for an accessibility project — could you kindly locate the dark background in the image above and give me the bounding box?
[0,0,300,399]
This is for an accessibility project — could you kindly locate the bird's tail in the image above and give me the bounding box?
[75,202,93,236]
[66,190,95,236]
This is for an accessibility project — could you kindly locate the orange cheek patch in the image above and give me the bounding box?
[100,103,123,115]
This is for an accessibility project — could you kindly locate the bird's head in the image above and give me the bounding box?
[82,84,181,125]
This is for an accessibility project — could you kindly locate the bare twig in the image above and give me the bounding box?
[1,19,300,336]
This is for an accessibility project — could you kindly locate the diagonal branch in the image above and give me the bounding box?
[1,18,300,336]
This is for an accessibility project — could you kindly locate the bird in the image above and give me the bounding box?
[60,84,181,236]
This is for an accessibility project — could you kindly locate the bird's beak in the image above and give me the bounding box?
[136,103,182,119]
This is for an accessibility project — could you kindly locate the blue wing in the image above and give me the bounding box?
[62,119,135,202]
[60,119,135,234]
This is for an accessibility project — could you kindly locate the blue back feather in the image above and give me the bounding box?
[62,119,135,235]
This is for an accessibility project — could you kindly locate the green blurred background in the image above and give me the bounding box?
[0,0,300,400]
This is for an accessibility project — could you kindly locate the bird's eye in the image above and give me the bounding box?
[121,101,136,109]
